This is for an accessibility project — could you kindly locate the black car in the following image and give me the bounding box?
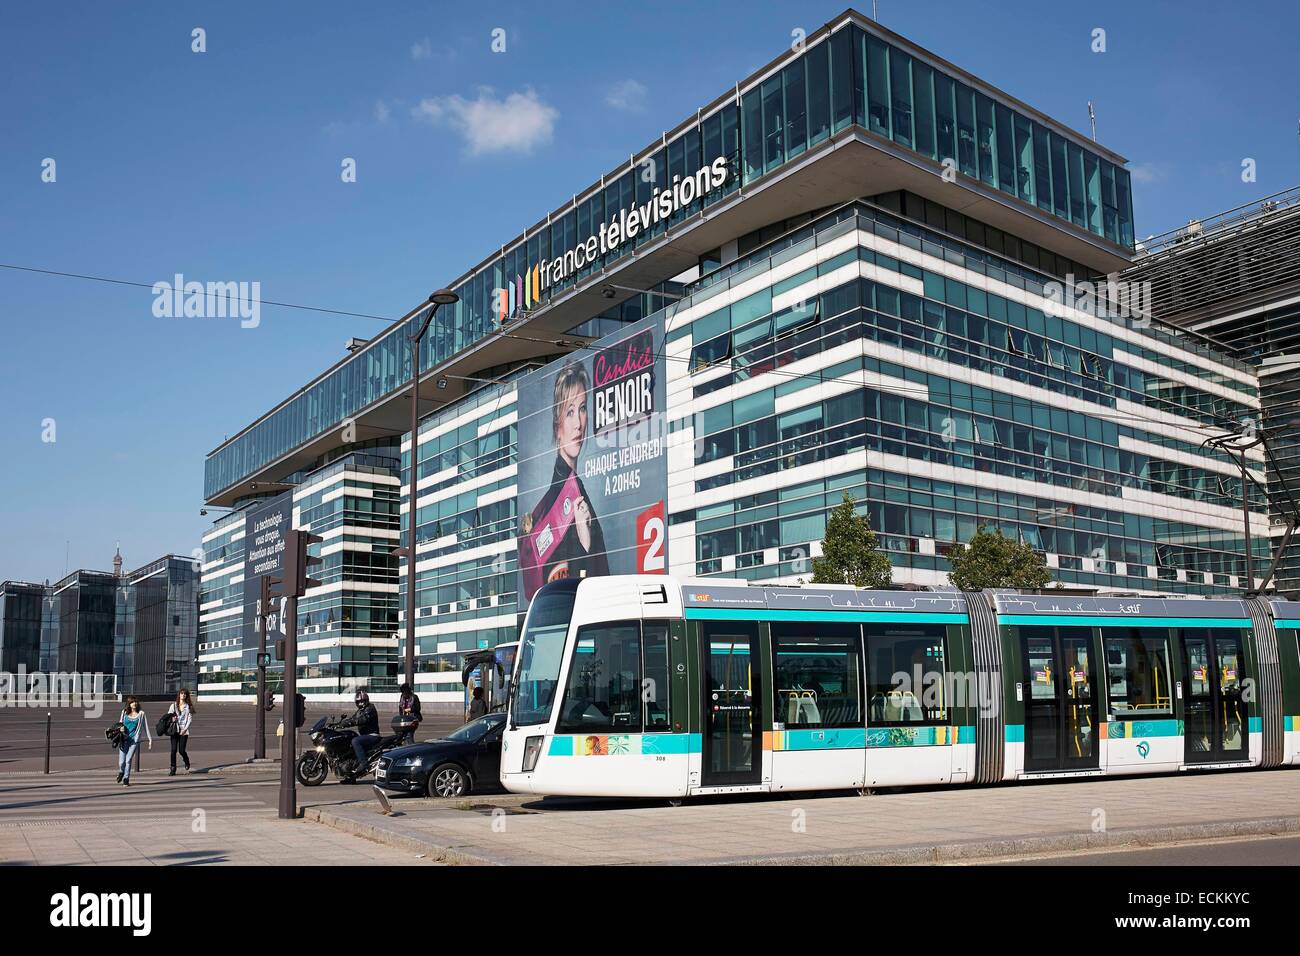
[374,712,505,798]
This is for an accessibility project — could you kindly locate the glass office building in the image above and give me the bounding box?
[203,9,1264,709]
[1125,186,1300,590]
[197,451,404,699]
[0,582,46,673]
[113,556,200,696]
[0,555,199,696]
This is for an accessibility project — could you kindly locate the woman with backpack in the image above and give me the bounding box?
[165,688,196,775]
[116,696,152,786]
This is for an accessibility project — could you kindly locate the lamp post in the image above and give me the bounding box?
[404,289,459,690]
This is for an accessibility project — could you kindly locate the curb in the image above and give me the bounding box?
[204,762,282,775]
[709,816,1300,866]
[302,807,501,865]
[305,808,1300,866]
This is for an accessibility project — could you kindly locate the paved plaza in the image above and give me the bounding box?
[304,768,1300,865]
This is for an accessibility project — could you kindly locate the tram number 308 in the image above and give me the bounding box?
[637,501,667,573]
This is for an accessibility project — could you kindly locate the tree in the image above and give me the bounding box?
[811,492,893,589]
[947,525,1052,591]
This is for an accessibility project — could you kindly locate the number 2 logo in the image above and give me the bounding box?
[637,501,666,574]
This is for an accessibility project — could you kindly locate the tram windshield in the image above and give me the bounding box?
[512,584,577,727]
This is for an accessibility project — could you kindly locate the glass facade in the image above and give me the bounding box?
[0,559,201,696]
[205,15,1134,505]
[0,582,45,672]
[200,14,1265,706]
[405,380,522,701]
[113,557,199,696]
[384,194,1265,710]
[198,452,404,698]
[664,200,1263,592]
[54,571,117,676]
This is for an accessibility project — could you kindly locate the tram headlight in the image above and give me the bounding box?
[522,735,544,772]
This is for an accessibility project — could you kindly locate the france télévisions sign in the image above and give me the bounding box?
[515,313,667,604]
[496,155,729,322]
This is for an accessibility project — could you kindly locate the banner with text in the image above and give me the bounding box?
[242,492,294,654]
[515,312,667,605]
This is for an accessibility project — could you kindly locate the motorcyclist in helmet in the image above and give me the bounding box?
[338,689,380,780]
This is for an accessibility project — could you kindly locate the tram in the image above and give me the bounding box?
[499,575,1300,798]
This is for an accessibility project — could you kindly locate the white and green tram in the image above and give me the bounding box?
[499,575,1300,799]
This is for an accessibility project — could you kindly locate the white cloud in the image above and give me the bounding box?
[411,37,432,61]
[374,99,391,124]
[605,79,647,112]
[1129,162,1168,185]
[411,88,558,156]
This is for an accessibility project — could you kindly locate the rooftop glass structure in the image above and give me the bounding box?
[205,8,1134,503]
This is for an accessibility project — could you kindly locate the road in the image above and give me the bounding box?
[999,834,1300,865]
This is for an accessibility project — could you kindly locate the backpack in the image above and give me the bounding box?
[106,723,126,748]
[156,710,176,737]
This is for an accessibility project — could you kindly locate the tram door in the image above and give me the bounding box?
[1021,627,1099,772]
[1182,631,1248,763]
[700,621,762,787]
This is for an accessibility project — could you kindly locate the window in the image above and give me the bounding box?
[865,623,948,723]
[912,62,936,159]
[742,89,763,182]
[955,83,976,177]
[772,622,863,728]
[690,334,731,373]
[866,34,891,136]
[1033,123,1052,212]
[784,58,808,159]
[513,585,576,726]
[889,47,912,148]
[975,93,996,186]
[643,622,671,730]
[995,102,1016,196]
[775,299,819,337]
[1103,630,1172,717]
[557,621,642,733]
[761,75,784,172]
[934,73,956,163]
[1014,113,1035,204]
[830,26,854,132]
[806,39,831,146]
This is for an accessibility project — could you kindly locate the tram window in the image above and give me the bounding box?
[643,622,671,730]
[557,622,642,734]
[864,624,948,724]
[1102,629,1172,718]
[771,622,862,728]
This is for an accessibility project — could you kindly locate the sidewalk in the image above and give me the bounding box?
[0,770,436,866]
[303,768,1300,865]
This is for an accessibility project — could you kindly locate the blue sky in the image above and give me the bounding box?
[1,0,1296,583]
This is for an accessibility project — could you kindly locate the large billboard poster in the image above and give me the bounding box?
[515,313,668,605]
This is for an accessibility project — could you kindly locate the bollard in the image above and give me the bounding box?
[135,738,141,773]
[44,712,51,775]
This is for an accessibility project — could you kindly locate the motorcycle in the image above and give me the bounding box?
[295,714,409,786]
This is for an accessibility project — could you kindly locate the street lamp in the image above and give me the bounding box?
[404,289,459,690]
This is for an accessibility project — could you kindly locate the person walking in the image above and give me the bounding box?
[167,688,196,775]
[116,696,152,786]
